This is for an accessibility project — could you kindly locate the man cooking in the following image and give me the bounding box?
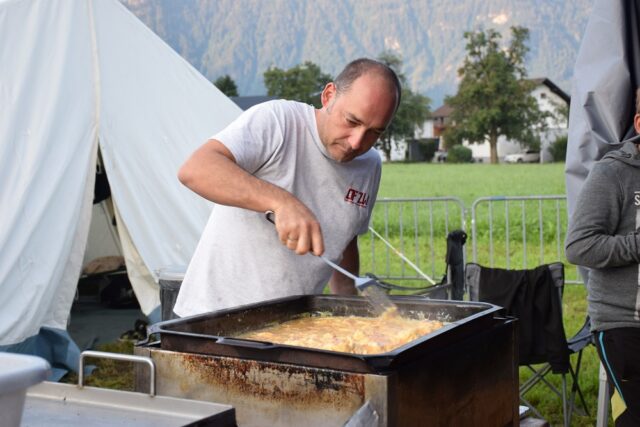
[173,58,401,317]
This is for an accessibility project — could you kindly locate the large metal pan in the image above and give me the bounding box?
[148,295,502,374]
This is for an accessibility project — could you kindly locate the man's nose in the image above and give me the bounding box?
[348,129,367,150]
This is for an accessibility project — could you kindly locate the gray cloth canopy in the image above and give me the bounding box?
[566,0,640,216]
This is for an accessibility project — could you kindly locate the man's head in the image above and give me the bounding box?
[316,58,401,163]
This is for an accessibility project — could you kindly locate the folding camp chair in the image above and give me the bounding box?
[465,262,591,427]
[365,229,468,300]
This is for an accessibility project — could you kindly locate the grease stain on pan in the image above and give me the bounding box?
[179,352,366,405]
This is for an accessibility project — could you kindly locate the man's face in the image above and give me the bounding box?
[317,74,398,163]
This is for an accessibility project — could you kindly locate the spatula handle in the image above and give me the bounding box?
[319,255,359,281]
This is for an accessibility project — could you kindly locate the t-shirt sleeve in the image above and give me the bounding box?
[212,102,284,174]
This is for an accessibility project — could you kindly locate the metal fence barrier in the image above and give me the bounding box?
[362,195,582,286]
[361,197,465,284]
[470,195,581,283]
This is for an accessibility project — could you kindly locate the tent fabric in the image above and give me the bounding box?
[113,202,158,315]
[0,0,241,346]
[83,199,123,268]
[565,0,640,217]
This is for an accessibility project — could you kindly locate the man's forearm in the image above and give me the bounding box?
[329,237,358,295]
[178,138,325,255]
[178,139,291,213]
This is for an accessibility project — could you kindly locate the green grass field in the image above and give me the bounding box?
[377,162,567,203]
[373,161,602,426]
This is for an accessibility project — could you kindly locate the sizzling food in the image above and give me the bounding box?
[237,308,444,354]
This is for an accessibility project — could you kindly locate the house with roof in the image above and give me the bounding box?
[419,77,570,162]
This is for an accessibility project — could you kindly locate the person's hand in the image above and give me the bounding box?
[271,202,324,256]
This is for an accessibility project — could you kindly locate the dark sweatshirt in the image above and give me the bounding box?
[565,141,640,332]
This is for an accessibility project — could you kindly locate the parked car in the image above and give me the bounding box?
[504,150,540,163]
[434,150,448,162]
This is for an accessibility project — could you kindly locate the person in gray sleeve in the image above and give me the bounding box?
[565,89,640,427]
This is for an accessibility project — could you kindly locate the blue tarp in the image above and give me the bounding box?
[0,327,81,381]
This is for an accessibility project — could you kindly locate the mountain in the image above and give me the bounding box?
[121,0,594,107]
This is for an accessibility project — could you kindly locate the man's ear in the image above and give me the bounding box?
[634,114,640,134]
[321,82,337,109]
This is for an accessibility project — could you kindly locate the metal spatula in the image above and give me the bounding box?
[264,211,397,315]
[317,254,397,314]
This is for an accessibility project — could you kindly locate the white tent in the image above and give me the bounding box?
[0,0,241,347]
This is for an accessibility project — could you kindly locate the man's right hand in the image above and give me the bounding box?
[271,202,324,256]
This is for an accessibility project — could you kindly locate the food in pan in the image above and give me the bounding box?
[236,308,445,354]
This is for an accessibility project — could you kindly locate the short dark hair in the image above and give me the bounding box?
[636,87,640,115]
[334,58,402,111]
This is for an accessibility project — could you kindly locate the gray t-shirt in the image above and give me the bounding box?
[174,100,382,316]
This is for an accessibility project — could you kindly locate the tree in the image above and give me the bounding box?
[376,52,431,162]
[549,135,568,162]
[213,75,238,97]
[549,98,569,128]
[263,61,332,108]
[447,145,473,163]
[443,27,548,164]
